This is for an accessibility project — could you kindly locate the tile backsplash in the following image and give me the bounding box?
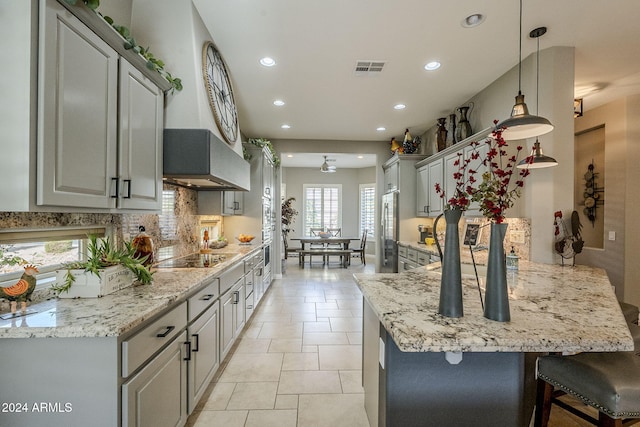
[0,184,206,262]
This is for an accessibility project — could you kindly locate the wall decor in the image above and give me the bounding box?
[582,161,603,226]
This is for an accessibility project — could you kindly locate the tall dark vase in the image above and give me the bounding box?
[439,208,463,318]
[484,222,510,322]
[455,106,473,142]
[449,113,457,145]
[436,118,447,152]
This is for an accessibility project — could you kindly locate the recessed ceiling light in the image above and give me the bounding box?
[260,57,276,67]
[376,127,386,131]
[281,124,291,129]
[424,61,441,71]
[462,13,485,28]
[394,104,406,110]
[357,155,364,159]
[287,154,294,158]
[273,99,285,106]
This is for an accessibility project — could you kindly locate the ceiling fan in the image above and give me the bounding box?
[320,155,336,173]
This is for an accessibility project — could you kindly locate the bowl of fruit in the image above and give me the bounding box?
[236,234,255,245]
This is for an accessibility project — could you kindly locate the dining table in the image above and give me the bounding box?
[291,236,361,267]
[291,236,361,250]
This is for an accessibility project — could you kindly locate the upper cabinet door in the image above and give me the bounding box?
[37,0,118,208]
[427,160,443,216]
[118,59,164,210]
[416,166,430,217]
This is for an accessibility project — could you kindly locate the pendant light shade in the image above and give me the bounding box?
[516,139,557,169]
[497,0,553,140]
[498,93,554,140]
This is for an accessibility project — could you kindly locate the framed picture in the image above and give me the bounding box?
[463,223,481,247]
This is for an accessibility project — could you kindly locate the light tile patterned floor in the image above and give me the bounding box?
[186,256,593,427]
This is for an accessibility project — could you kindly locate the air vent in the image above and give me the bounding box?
[354,60,385,76]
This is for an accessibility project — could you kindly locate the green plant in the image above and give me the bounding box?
[0,245,27,268]
[52,235,153,294]
[62,0,183,94]
[247,138,280,168]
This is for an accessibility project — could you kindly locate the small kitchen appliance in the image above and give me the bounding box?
[418,225,433,244]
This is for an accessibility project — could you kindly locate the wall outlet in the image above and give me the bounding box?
[509,230,525,244]
[609,231,616,241]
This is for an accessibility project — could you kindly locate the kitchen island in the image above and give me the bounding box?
[353,261,634,427]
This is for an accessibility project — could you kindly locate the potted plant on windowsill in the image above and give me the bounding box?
[52,235,153,298]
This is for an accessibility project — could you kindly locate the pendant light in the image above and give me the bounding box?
[517,27,558,169]
[497,0,554,140]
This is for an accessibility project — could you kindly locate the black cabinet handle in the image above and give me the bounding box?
[200,294,215,301]
[233,201,239,210]
[111,177,119,198]
[192,334,199,352]
[233,291,239,304]
[123,179,132,199]
[156,325,175,338]
[184,340,192,361]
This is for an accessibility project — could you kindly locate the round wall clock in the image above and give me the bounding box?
[202,41,238,144]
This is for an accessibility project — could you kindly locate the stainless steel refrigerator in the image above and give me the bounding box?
[380,191,399,273]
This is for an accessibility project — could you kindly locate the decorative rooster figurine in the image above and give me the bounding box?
[0,265,38,315]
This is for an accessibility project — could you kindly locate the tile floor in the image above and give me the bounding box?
[186,256,593,427]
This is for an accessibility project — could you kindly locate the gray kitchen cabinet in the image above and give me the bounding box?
[416,165,430,216]
[198,191,243,216]
[121,301,189,427]
[122,331,188,427]
[383,161,399,192]
[187,302,220,413]
[117,59,164,210]
[427,160,444,216]
[220,279,245,360]
[7,0,164,212]
[443,152,460,208]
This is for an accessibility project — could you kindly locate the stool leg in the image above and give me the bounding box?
[534,379,553,427]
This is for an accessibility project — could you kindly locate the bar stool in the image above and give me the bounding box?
[534,323,640,427]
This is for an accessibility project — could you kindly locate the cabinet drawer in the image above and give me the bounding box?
[417,252,430,265]
[220,262,245,295]
[122,301,187,377]
[188,279,220,322]
[398,246,408,258]
[407,248,418,262]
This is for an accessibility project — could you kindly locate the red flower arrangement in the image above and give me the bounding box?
[434,141,481,211]
[470,122,530,223]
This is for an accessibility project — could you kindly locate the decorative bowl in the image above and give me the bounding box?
[318,232,331,238]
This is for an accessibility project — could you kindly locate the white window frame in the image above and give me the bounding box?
[0,226,109,290]
[359,183,375,238]
[302,184,342,236]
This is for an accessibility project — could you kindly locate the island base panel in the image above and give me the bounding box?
[379,330,538,427]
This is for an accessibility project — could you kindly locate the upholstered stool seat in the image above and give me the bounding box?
[535,323,640,427]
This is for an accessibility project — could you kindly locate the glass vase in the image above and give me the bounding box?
[438,208,463,318]
[484,222,510,322]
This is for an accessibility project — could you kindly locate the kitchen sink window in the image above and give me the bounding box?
[359,183,375,238]
[0,227,107,289]
[303,184,342,235]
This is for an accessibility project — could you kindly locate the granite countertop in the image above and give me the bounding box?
[0,244,261,339]
[353,261,634,353]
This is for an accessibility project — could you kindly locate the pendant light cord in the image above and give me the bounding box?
[536,34,540,114]
[518,0,523,95]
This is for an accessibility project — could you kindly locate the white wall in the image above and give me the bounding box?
[130,0,243,157]
[574,95,640,303]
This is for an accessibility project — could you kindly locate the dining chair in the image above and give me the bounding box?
[351,230,368,265]
[282,233,301,260]
[308,228,326,263]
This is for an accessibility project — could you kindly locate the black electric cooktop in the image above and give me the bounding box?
[154,253,232,268]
